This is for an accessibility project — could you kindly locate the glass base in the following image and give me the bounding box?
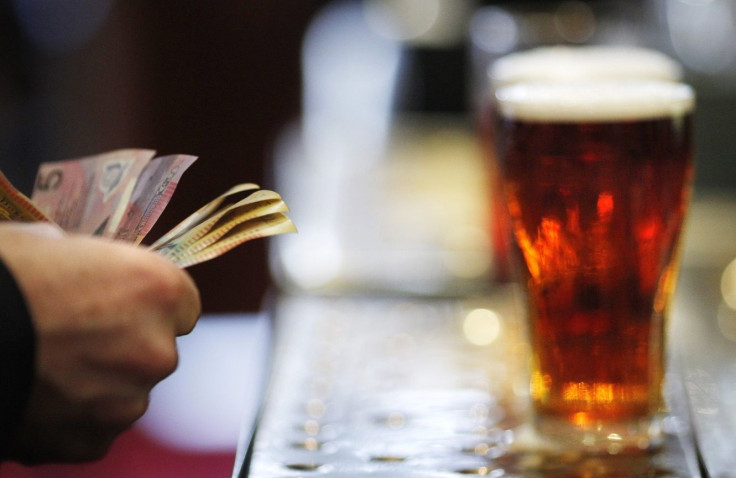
[533,413,665,455]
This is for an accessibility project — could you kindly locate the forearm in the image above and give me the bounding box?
[0,259,35,461]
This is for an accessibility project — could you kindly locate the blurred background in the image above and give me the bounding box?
[2,0,736,312]
[1,0,736,476]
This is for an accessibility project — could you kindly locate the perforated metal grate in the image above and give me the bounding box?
[242,292,700,477]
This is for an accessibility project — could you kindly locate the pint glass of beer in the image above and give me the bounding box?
[494,80,695,450]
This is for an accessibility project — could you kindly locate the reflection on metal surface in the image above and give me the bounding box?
[243,294,699,477]
[463,308,502,346]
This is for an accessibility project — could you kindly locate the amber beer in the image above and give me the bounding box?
[495,80,695,447]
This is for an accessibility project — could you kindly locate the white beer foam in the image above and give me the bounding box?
[496,80,695,122]
[489,45,683,89]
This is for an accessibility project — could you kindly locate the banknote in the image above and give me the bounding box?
[0,170,52,222]
[178,193,287,255]
[110,154,197,243]
[32,149,156,234]
[154,190,287,258]
[32,154,93,230]
[77,149,155,236]
[3,149,295,268]
[167,212,296,268]
[147,183,260,250]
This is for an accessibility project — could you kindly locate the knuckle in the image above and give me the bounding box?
[142,338,179,381]
[105,396,150,427]
[117,331,179,383]
[135,261,184,302]
[134,260,201,334]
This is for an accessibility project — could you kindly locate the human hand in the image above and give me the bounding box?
[0,222,201,463]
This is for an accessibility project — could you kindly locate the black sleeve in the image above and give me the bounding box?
[0,259,35,460]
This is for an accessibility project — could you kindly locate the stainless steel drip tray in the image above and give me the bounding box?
[238,291,701,477]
